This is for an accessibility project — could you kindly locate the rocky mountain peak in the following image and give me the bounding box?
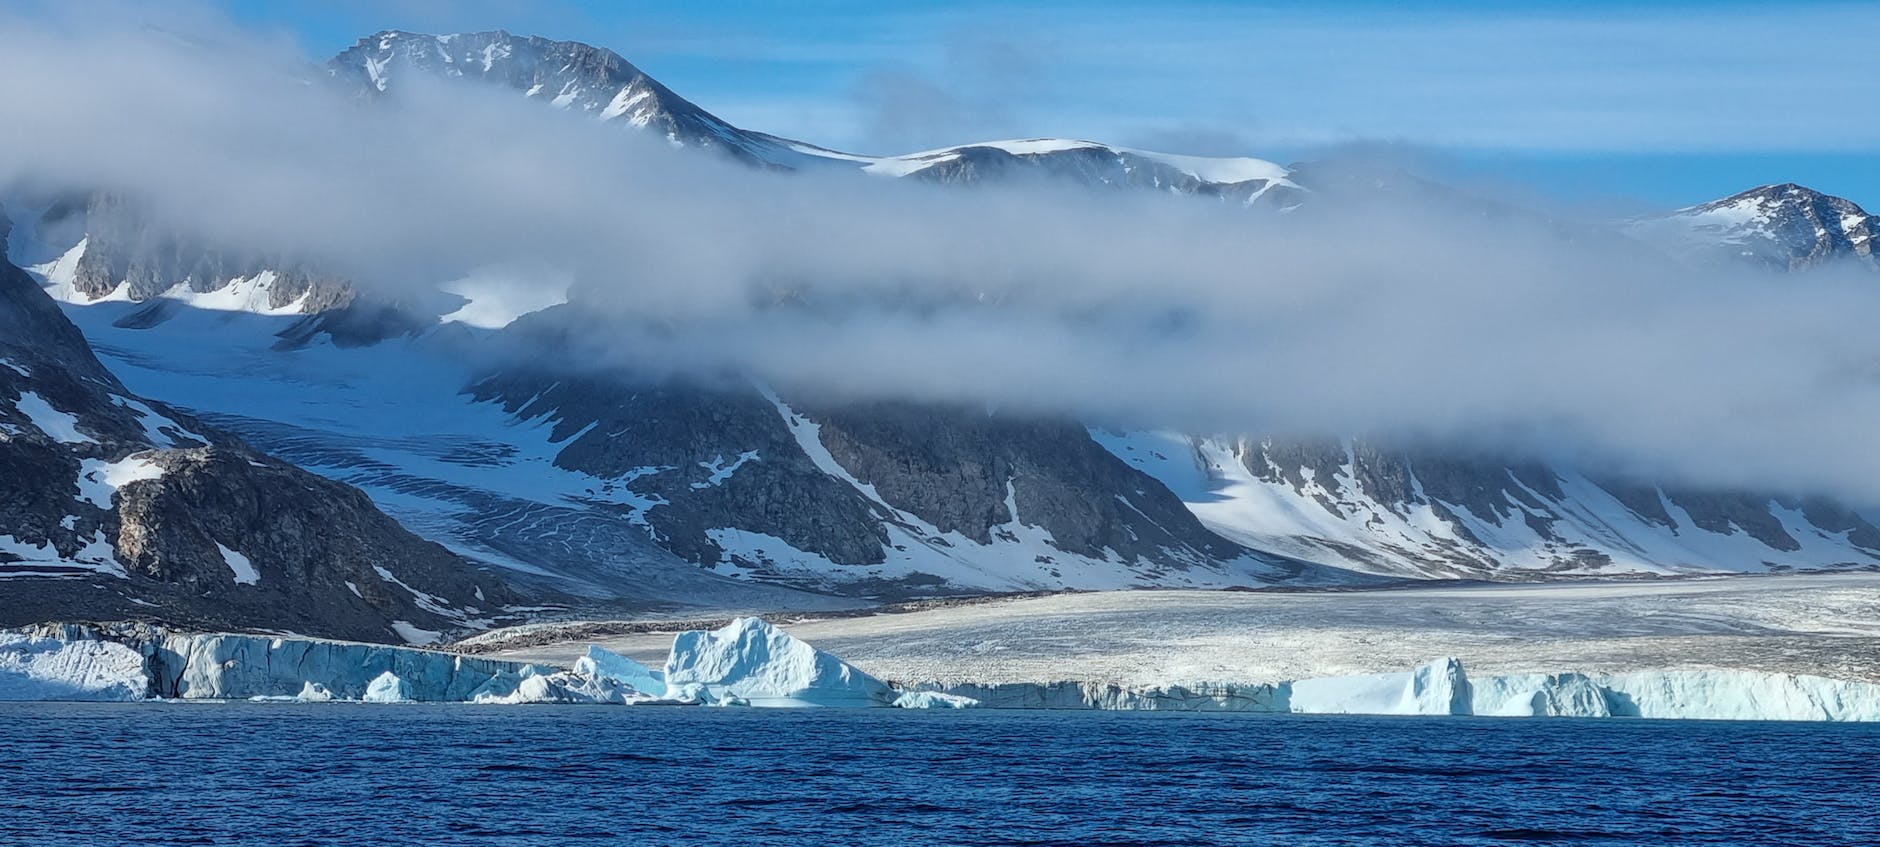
[1628,182,1876,272]
[326,29,783,165]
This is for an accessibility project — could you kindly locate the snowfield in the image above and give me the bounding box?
[494,573,1880,691]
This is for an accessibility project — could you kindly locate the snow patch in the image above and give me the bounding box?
[218,543,258,585]
[0,531,127,579]
[76,454,165,509]
[389,621,441,646]
[13,392,93,444]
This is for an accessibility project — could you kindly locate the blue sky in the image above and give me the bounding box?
[194,1,1880,207]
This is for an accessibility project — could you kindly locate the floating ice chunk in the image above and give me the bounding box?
[573,645,664,696]
[663,617,897,707]
[0,634,148,701]
[362,671,408,703]
[1288,658,1470,716]
[892,691,979,709]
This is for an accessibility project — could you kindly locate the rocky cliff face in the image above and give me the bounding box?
[806,400,1244,569]
[17,192,354,313]
[0,254,510,643]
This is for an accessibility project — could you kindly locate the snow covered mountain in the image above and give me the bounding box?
[327,30,869,170]
[6,26,1879,625]
[0,226,511,642]
[1627,183,1877,273]
[327,30,1300,202]
[1095,433,1880,578]
[860,138,1302,205]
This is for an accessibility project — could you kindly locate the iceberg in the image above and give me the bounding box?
[572,645,665,696]
[891,691,979,709]
[664,617,898,707]
[362,671,409,703]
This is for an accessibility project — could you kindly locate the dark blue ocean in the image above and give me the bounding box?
[2,704,1875,846]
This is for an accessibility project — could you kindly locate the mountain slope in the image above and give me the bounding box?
[1096,433,1880,578]
[0,220,511,642]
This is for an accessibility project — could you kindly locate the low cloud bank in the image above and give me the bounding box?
[1,13,1877,503]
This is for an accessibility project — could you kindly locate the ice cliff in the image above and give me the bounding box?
[0,632,148,701]
[0,620,971,709]
[913,657,1880,721]
[0,625,668,704]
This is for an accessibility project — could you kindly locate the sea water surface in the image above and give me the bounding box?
[2,704,1876,846]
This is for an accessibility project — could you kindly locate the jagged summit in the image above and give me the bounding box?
[1629,182,1876,272]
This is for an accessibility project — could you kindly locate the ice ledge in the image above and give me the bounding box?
[910,657,1880,721]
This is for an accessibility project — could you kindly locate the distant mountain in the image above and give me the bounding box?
[1096,433,1880,578]
[859,138,1302,205]
[1628,183,1877,273]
